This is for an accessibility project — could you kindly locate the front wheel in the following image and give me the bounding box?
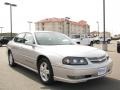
[38,58,54,85]
[107,40,110,44]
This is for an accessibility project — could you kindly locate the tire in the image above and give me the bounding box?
[38,57,54,85]
[107,40,110,44]
[96,40,100,44]
[89,42,93,46]
[0,42,2,47]
[8,51,16,67]
[117,46,120,53]
[76,42,80,44]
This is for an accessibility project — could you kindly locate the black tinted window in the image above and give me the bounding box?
[14,33,25,43]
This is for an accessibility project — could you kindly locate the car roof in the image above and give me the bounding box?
[20,31,59,34]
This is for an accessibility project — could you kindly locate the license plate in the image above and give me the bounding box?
[98,67,107,75]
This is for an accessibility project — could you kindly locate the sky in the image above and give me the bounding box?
[0,0,120,36]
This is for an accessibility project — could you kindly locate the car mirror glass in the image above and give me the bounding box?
[25,40,35,47]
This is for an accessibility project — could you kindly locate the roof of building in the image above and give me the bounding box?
[36,17,89,27]
[40,18,65,23]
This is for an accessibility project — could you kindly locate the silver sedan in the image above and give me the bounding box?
[7,31,113,85]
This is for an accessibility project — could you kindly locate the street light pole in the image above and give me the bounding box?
[10,5,13,37]
[0,27,4,34]
[96,21,99,36]
[102,0,107,51]
[4,2,17,39]
[38,22,39,31]
[28,21,32,32]
[42,22,44,31]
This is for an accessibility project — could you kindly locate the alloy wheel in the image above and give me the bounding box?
[40,62,50,82]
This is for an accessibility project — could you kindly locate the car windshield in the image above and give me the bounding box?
[35,32,75,45]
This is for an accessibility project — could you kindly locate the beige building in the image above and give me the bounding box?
[35,18,90,36]
[90,31,111,37]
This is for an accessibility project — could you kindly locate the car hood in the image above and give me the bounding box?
[39,45,106,57]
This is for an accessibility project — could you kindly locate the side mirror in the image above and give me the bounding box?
[25,41,35,47]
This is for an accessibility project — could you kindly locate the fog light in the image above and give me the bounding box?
[68,76,82,79]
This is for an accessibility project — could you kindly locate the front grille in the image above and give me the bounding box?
[87,56,106,63]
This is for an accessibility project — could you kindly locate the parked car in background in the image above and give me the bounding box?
[7,31,113,85]
[117,39,120,53]
[71,34,94,46]
[0,36,13,47]
[94,36,111,44]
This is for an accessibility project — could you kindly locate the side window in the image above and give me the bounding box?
[14,33,25,43]
[24,33,35,44]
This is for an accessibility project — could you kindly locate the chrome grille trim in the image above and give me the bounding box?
[87,56,106,63]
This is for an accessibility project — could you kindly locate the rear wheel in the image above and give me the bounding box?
[8,51,16,67]
[96,40,100,44]
[89,42,93,46]
[38,57,54,85]
[0,42,2,47]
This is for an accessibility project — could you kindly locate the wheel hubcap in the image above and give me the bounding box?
[40,62,50,82]
[9,53,13,65]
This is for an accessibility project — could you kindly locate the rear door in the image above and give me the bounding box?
[11,33,26,64]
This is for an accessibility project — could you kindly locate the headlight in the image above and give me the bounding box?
[62,57,88,65]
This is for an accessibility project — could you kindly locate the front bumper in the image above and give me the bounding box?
[53,58,113,83]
